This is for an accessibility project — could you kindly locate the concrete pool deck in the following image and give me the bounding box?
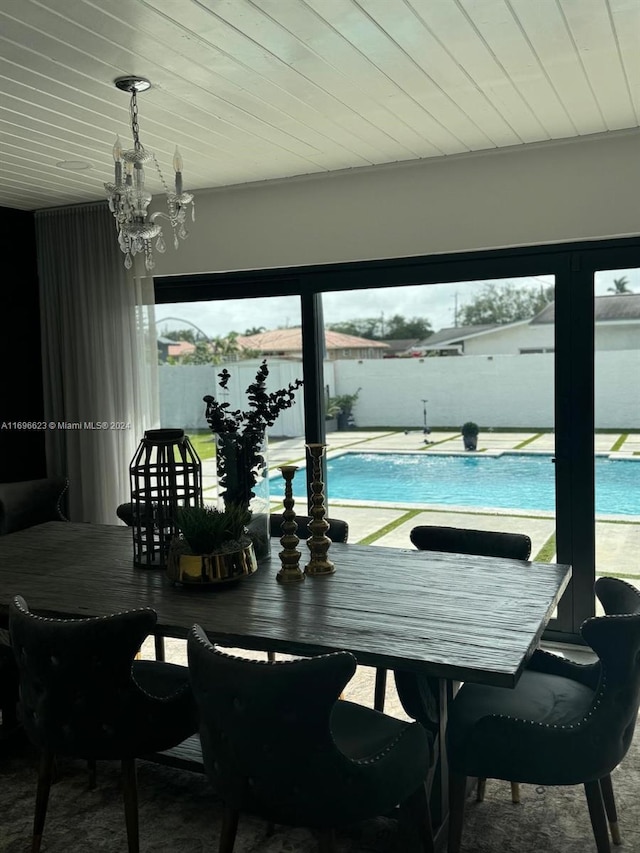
[200,429,640,580]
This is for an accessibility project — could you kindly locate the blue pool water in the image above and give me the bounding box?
[272,453,639,516]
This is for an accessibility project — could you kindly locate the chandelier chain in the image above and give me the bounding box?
[130,90,142,152]
[152,153,172,199]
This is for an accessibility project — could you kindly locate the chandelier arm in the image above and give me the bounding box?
[149,211,174,224]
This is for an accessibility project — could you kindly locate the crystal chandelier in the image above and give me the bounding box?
[104,76,195,271]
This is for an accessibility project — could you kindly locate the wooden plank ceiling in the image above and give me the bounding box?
[1,0,638,212]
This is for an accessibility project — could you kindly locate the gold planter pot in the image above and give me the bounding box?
[167,537,258,586]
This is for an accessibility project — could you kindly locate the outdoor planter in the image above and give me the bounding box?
[461,422,479,451]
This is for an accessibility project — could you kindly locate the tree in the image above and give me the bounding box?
[181,341,217,365]
[181,333,242,365]
[384,314,433,340]
[326,318,382,339]
[243,326,266,336]
[326,314,432,340]
[160,327,198,343]
[608,276,632,294]
[457,283,555,326]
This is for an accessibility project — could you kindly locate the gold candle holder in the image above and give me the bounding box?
[304,443,335,576]
[276,465,305,584]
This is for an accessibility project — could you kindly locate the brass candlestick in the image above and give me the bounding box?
[304,443,335,576]
[276,465,305,584]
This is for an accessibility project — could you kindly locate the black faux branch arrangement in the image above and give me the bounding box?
[204,361,303,509]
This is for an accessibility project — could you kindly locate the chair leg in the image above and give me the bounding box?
[267,651,276,662]
[32,748,55,853]
[219,803,239,853]
[599,774,621,845]
[374,667,387,712]
[510,781,520,804]
[398,783,435,853]
[1,692,18,729]
[447,773,468,853]
[154,634,166,662]
[120,758,139,853]
[584,779,612,853]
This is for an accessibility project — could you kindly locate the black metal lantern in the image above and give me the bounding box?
[129,428,202,569]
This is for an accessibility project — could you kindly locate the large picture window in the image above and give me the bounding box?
[156,237,640,642]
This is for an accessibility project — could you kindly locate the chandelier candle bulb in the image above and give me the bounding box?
[173,147,183,195]
[113,136,123,184]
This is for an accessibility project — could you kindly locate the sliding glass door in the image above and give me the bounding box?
[592,267,640,609]
[317,277,559,569]
[155,236,640,641]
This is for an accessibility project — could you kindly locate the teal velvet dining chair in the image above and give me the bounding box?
[269,512,349,543]
[187,628,436,853]
[0,476,69,535]
[446,576,640,853]
[0,476,70,745]
[383,524,532,803]
[9,596,198,853]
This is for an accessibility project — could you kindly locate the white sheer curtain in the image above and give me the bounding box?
[35,202,159,523]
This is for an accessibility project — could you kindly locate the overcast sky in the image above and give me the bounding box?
[156,268,639,340]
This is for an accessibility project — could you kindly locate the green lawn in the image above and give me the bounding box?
[187,432,216,461]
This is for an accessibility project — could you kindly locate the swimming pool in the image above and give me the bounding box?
[272,452,639,516]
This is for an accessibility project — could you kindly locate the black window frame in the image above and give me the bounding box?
[156,235,640,643]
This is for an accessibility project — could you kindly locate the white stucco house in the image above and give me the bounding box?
[411,294,640,356]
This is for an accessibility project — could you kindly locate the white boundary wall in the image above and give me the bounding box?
[160,350,639,433]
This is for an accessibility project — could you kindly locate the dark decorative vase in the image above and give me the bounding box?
[215,430,270,561]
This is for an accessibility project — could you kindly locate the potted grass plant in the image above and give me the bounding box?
[328,389,361,431]
[167,503,258,586]
[461,421,479,451]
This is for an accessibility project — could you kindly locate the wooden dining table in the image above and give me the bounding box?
[0,520,571,840]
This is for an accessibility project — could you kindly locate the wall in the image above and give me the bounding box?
[463,322,552,355]
[160,351,639,433]
[432,319,638,356]
[0,206,46,481]
[337,351,639,430]
[337,355,556,429]
[159,360,308,437]
[150,130,640,278]
[596,324,640,351]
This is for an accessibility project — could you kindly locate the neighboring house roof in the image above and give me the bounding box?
[532,293,640,324]
[236,327,389,352]
[163,340,196,357]
[413,324,500,349]
[413,294,640,350]
[379,338,421,355]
